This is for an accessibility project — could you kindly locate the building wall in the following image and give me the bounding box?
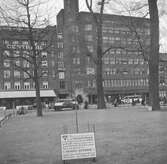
[0,26,57,92]
[56,0,167,103]
[56,0,154,102]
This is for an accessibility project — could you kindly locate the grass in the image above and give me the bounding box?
[0,106,167,164]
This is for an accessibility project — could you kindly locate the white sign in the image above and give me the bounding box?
[61,132,96,160]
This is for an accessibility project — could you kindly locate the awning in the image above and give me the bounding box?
[0,90,56,99]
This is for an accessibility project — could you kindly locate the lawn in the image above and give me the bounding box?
[0,107,167,164]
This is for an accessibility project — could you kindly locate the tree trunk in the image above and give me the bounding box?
[96,45,106,109]
[96,22,106,109]
[148,0,160,110]
[34,67,43,116]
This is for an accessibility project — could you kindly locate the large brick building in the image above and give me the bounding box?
[0,0,167,107]
[56,0,156,103]
[0,26,57,108]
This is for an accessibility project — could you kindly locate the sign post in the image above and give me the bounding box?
[61,132,96,162]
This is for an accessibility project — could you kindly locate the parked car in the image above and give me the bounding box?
[16,105,29,115]
[121,95,142,104]
[54,99,79,111]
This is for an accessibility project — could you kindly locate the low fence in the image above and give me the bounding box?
[0,107,16,128]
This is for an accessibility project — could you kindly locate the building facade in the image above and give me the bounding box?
[0,0,167,108]
[0,26,57,108]
[56,0,157,103]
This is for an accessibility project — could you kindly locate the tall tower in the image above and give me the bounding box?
[63,0,79,97]
[64,0,79,24]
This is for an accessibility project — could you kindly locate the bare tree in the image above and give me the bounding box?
[94,0,161,110]
[119,0,160,110]
[2,0,56,116]
[85,0,106,109]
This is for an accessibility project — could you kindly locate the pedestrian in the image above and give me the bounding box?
[84,100,88,109]
[132,98,136,106]
[114,98,117,107]
[141,98,145,106]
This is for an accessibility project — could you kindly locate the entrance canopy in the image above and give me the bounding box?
[0,90,56,99]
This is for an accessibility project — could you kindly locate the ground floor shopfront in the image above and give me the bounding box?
[86,87,167,104]
[0,90,56,109]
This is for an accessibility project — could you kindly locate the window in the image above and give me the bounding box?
[24,82,30,89]
[59,72,65,79]
[12,40,19,45]
[85,35,93,41]
[139,59,144,65]
[128,59,133,64]
[42,61,48,67]
[86,67,95,75]
[58,62,64,68]
[74,80,82,89]
[14,82,20,90]
[58,52,63,58]
[3,50,10,57]
[22,41,28,45]
[57,42,63,48]
[72,25,79,32]
[14,70,20,78]
[24,71,30,79]
[4,60,10,67]
[52,70,56,78]
[52,61,55,67]
[103,57,109,64]
[4,82,11,90]
[23,60,30,68]
[73,58,80,64]
[122,70,128,75]
[13,50,20,57]
[134,59,139,64]
[15,60,20,66]
[42,70,48,77]
[87,80,96,88]
[60,80,65,89]
[22,51,29,57]
[72,46,80,53]
[41,52,47,58]
[57,33,63,39]
[42,82,48,89]
[4,70,10,78]
[87,45,93,52]
[84,24,92,31]
[110,58,115,64]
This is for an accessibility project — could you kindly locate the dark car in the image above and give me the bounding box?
[16,105,29,115]
[54,99,79,111]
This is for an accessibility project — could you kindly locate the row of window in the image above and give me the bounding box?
[103,79,149,87]
[73,58,80,65]
[4,70,48,79]
[61,45,144,56]
[87,79,149,88]
[3,50,48,58]
[3,40,47,50]
[104,49,143,56]
[103,57,145,65]
[3,59,48,68]
[104,68,148,76]
[102,29,150,36]
[84,23,150,35]
[102,25,150,35]
[4,81,48,90]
